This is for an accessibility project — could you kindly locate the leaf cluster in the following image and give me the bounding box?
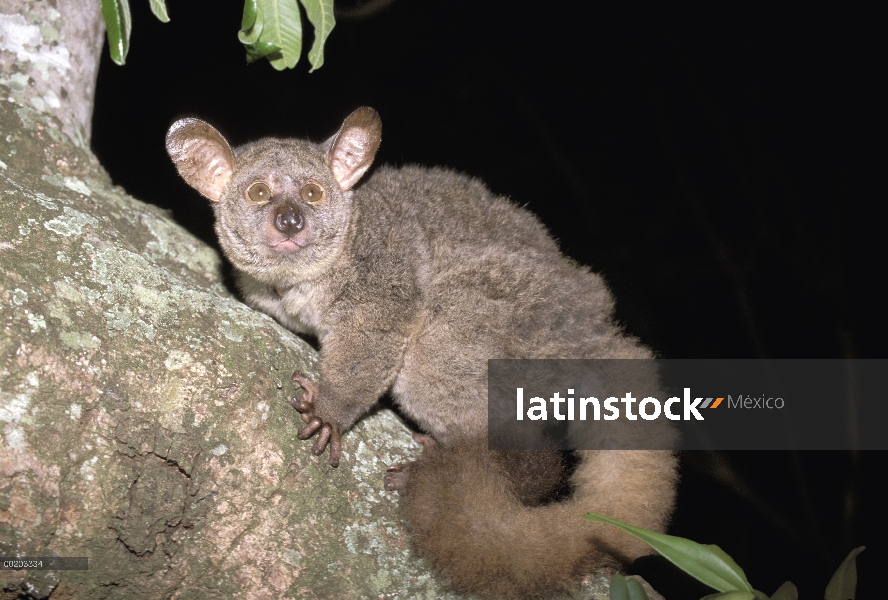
[101,0,334,71]
[584,513,864,600]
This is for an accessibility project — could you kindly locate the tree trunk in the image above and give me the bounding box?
[0,2,446,598]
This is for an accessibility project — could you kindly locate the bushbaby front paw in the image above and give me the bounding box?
[291,371,342,467]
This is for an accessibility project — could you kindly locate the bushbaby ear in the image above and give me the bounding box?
[324,107,382,191]
[166,118,236,202]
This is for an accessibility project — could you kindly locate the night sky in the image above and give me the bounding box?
[91,2,883,597]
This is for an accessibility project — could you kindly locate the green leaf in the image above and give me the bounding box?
[239,0,303,70]
[824,547,864,600]
[769,581,798,600]
[700,592,755,600]
[238,0,283,63]
[241,0,258,32]
[610,573,630,600]
[584,513,754,594]
[239,0,263,46]
[101,0,132,66]
[299,0,335,71]
[262,0,302,70]
[245,40,284,63]
[149,0,170,23]
[625,578,651,600]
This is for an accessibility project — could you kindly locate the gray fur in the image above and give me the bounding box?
[166,108,677,599]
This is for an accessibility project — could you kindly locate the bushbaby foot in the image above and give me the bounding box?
[384,434,439,495]
[384,463,412,495]
[412,433,437,450]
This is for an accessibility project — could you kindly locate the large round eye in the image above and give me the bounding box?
[246,181,272,205]
[301,182,325,204]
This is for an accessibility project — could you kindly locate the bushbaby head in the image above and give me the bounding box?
[165,107,382,284]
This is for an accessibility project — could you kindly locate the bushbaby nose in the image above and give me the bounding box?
[274,205,305,236]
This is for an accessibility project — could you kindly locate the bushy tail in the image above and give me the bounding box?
[399,438,677,599]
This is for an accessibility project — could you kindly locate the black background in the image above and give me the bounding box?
[92,2,883,597]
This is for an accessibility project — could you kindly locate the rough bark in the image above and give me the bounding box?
[0,0,101,146]
[0,83,445,598]
[0,2,625,598]
[0,2,444,598]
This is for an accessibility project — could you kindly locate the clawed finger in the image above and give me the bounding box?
[328,429,341,467]
[312,424,332,455]
[291,397,312,412]
[412,433,437,447]
[383,463,409,494]
[289,372,341,467]
[298,417,323,439]
[291,372,317,402]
